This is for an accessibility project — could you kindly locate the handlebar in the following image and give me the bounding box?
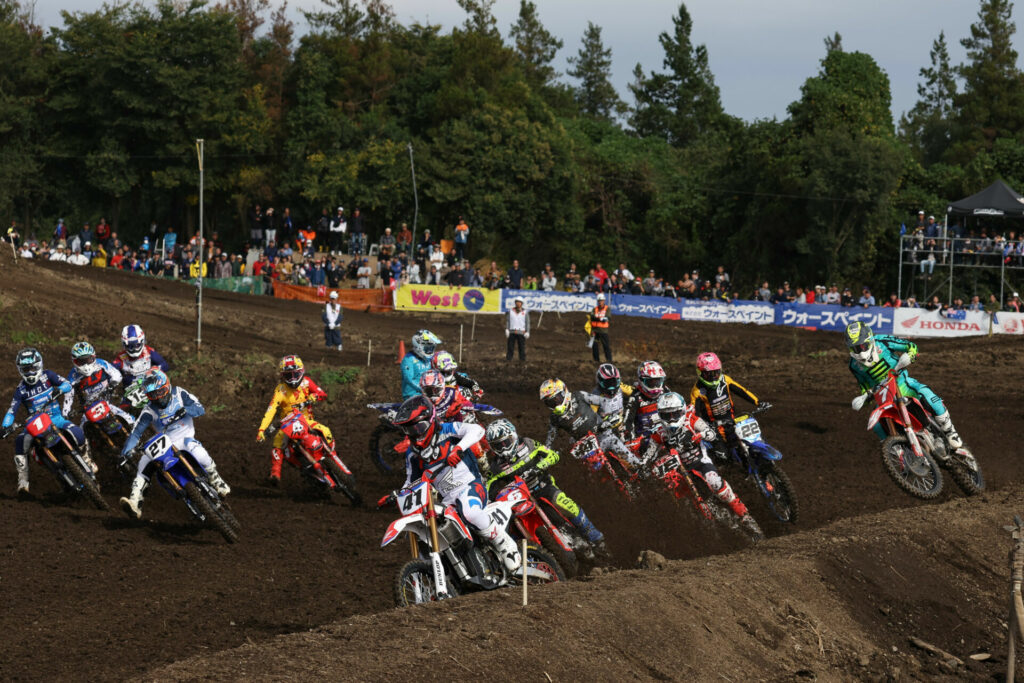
[0,423,21,439]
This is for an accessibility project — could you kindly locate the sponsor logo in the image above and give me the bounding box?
[410,289,462,308]
[901,315,919,328]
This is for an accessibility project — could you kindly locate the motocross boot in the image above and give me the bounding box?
[593,538,613,562]
[483,520,521,573]
[569,508,605,544]
[80,442,99,474]
[716,481,749,518]
[739,513,765,542]
[934,412,963,450]
[14,455,30,495]
[268,448,283,486]
[119,475,147,519]
[205,463,231,497]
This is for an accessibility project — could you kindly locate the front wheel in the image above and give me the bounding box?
[760,463,800,524]
[369,423,406,481]
[324,457,362,507]
[60,452,112,512]
[512,547,566,585]
[394,559,450,607]
[880,435,943,500]
[535,526,578,580]
[947,449,985,496]
[184,482,238,543]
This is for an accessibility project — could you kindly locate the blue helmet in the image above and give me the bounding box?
[143,368,171,408]
[71,341,98,374]
[411,330,441,361]
[121,324,146,359]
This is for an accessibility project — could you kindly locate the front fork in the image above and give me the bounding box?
[423,486,450,599]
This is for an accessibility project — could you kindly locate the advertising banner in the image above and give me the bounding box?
[990,311,1024,335]
[774,304,895,334]
[502,289,596,313]
[892,308,988,337]
[394,284,502,314]
[273,283,393,312]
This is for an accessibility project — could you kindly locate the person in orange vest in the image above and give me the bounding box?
[590,293,612,362]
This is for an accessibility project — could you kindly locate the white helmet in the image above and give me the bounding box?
[410,329,441,361]
[656,392,688,431]
[121,324,146,359]
[485,419,519,464]
[596,293,605,301]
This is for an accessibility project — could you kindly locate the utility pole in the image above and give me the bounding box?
[408,142,419,251]
[196,138,205,356]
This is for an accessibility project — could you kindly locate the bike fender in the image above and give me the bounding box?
[382,513,428,547]
[868,406,900,431]
[748,440,783,461]
[485,499,515,526]
[156,455,193,490]
[443,507,472,541]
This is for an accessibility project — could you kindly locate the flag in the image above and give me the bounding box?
[900,223,907,236]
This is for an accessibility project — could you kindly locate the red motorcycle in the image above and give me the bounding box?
[82,399,133,465]
[863,367,983,500]
[568,432,639,499]
[266,408,362,506]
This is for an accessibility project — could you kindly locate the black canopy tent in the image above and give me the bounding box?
[947,179,1024,217]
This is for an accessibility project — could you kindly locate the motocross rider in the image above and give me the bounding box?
[431,351,484,399]
[68,341,137,435]
[540,378,602,452]
[420,370,492,475]
[2,348,90,494]
[624,360,669,439]
[579,364,644,467]
[256,355,334,486]
[642,391,762,537]
[400,330,441,399]
[119,368,230,519]
[389,394,521,573]
[484,419,611,558]
[688,352,761,460]
[845,322,964,450]
[113,324,170,401]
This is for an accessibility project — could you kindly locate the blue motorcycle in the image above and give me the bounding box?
[138,433,240,543]
[719,404,799,524]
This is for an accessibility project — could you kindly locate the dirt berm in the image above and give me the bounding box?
[147,490,1020,682]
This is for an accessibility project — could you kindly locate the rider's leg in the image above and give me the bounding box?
[455,481,520,572]
[183,437,230,496]
[598,430,642,467]
[539,481,605,544]
[692,454,748,518]
[120,453,153,518]
[904,377,962,448]
[269,432,285,482]
[13,431,31,493]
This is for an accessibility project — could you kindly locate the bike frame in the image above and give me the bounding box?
[25,411,86,489]
[495,477,574,554]
[867,372,928,458]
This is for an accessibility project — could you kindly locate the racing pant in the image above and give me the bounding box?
[446,478,520,572]
[597,428,642,467]
[270,420,334,478]
[681,449,748,518]
[534,480,604,543]
[869,376,948,440]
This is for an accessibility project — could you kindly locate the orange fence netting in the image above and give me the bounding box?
[272,282,394,312]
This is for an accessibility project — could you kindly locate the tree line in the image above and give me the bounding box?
[2,0,1022,292]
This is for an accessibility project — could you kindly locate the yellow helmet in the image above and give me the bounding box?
[539,379,571,416]
[279,355,305,388]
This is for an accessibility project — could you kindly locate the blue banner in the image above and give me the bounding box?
[773,303,894,334]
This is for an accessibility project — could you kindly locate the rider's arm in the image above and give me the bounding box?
[448,421,485,453]
[578,391,601,408]
[304,376,328,402]
[693,417,718,443]
[875,335,918,362]
[724,375,758,406]
[149,349,171,372]
[180,390,205,418]
[258,388,284,433]
[122,411,155,455]
[454,372,483,397]
[544,422,558,449]
[531,444,560,470]
[50,372,74,417]
[100,359,123,386]
[2,387,24,429]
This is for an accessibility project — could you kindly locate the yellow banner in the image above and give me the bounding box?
[394,284,502,314]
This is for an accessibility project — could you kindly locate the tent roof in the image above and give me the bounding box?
[947,179,1024,217]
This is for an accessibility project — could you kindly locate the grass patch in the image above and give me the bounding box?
[317,367,361,385]
[207,404,228,413]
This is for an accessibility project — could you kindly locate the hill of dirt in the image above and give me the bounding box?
[1,250,1022,681]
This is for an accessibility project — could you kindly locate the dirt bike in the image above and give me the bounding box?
[860,364,983,499]
[1,413,111,511]
[136,432,240,543]
[123,377,149,412]
[648,445,764,542]
[718,403,799,524]
[380,478,564,607]
[367,397,502,482]
[265,407,361,506]
[492,473,605,580]
[568,431,639,499]
[81,399,133,466]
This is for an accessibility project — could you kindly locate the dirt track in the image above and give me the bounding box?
[1,252,1023,681]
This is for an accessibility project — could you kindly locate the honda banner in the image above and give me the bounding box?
[892,308,988,337]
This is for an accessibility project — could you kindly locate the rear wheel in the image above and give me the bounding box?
[536,526,578,579]
[880,435,943,500]
[369,424,406,481]
[324,457,362,507]
[512,547,566,585]
[185,482,238,543]
[761,463,799,524]
[60,452,111,512]
[947,449,985,496]
[394,559,447,607]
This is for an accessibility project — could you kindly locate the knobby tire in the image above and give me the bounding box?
[60,452,111,512]
[761,462,800,524]
[947,452,985,496]
[535,526,578,580]
[324,458,362,507]
[394,559,440,607]
[880,435,943,500]
[185,482,238,543]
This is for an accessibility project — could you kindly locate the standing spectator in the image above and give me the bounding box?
[379,258,394,290]
[505,296,529,362]
[279,207,293,245]
[349,208,365,255]
[379,227,396,258]
[615,263,634,286]
[593,263,609,289]
[858,287,876,307]
[248,204,264,245]
[53,218,68,247]
[507,259,524,289]
[542,267,558,291]
[425,264,441,285]
[407,259,421,284]
[356,258,372,288]
[465,266,482,286]
[323,291,343,351]
[95,217,111,245]
[905,295,920,308]
[163,226,178,257]
[714,265,730,289]
[769,287,787,304]
[80,222,94,247]
[317,208,331,253]
[840,287,854,307]
[985,293,1000,313]
[793,286,807,304]
[214,253,231,278]
[454,216,469,261]
[1006,292,1023,312]
[309,260,326,286]
[397,222,413,256]
[264,207,277,246]
[589,293,612,362]
[757,281,771,302]
[329,206,346,255]
[642,269,658,294]
[68,248,88,266]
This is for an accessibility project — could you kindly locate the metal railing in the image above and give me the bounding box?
[898,235,1023,305]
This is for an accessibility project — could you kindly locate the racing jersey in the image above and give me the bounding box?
[68,359,123,406]
[580,384,633,431]
[689,375,758,427]
[400,353,431,400]
[113,346,170,385]
[123,386,205,453]
[642,407,717,465]
[258,376,328,433]
[3,371,74,429]
[624,385,671,438]
[545,391,602,447]
[485,438,558,495]
[402,421,485,495]
[848,335,918,392]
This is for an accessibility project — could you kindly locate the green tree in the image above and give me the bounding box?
[508,0,562,91]
[628,2,726,146]
[456,0,498,37]
[567,22,624,121]
[900,31,957,165]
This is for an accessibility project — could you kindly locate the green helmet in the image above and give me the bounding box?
[845,322,876,363]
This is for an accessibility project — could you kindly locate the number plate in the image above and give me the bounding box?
[125,381,148,408]
[735,417,762,443]
[143,434,171,461]
[652,455,678,479]
[397,482,427,514]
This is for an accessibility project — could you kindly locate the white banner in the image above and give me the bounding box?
[892,308,989,337]
[992,311,1024,335]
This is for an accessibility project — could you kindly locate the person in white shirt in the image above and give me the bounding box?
[322,291,343,351]
[329,206,346,255]
[541,267,557,291]
[49,247,67,262]
[19,246,35,259]
[505,296,530,361]
[68,250,88,266]
[356,258,372,288]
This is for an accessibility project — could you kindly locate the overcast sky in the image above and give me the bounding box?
[29,0,1017,122]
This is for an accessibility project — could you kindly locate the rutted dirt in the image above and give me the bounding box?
[1,251,1022,681]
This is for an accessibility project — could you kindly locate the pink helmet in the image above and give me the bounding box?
[696,352,723,386]
[637,361,667,398]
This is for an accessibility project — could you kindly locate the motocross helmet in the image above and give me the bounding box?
[16,348,43,386]
[71,341,98,376]
[411,330,442,361]
[696,352,723,387]
[539,379,571,416]
[485,419,519,464]
[431,351,458,385]
[656,392,688,432]
[279,355,305,388]
[143,368,172,408]
[393,394,437,448]
[637,360,667,399]
[419,369,447,404]
[121,324,146,359]
[596,363,620,395]
[845,322,878,364]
